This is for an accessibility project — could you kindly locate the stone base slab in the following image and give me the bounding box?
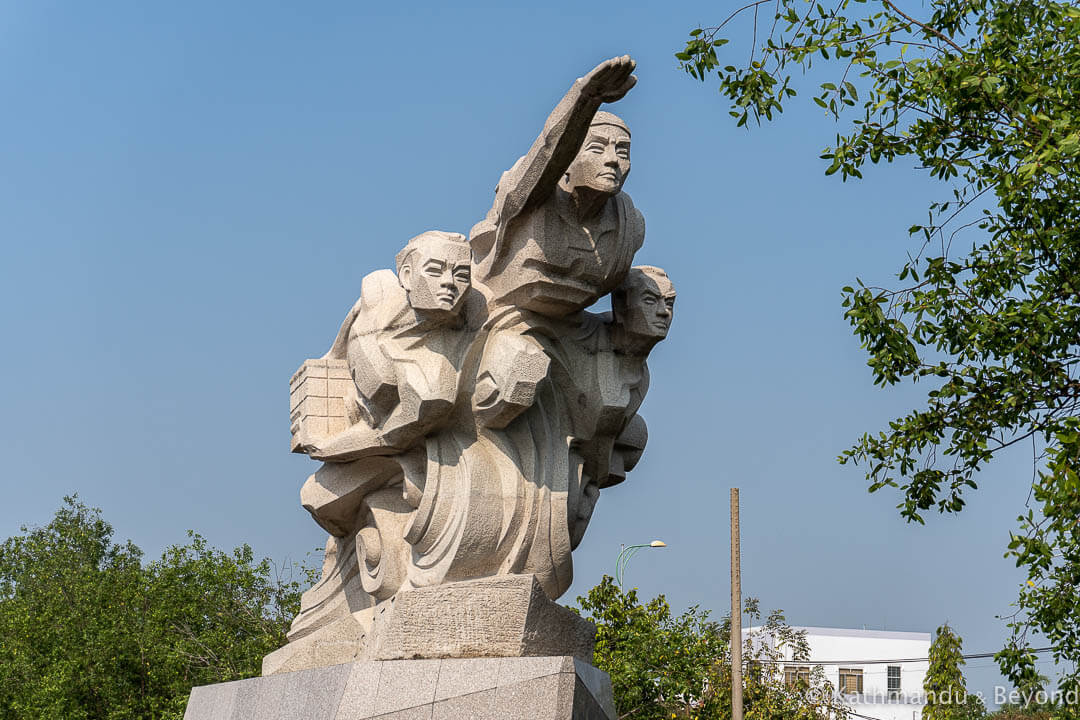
[374,574,596,662]
[184,656,615,720]
[262,574,597,676]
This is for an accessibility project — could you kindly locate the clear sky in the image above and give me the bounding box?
[0,0,1052,703]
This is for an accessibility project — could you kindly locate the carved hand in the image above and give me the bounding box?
[473,333,551,429]
[580,55,637,103]
[306,421,387,462]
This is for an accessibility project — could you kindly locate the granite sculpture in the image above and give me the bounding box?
[269,55,675,676]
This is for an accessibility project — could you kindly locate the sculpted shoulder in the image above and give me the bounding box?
[354,269,409,338]
[618,190,645,256]
[322,269,409,360]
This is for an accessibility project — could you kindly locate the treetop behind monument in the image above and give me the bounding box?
[678,0,1080,702]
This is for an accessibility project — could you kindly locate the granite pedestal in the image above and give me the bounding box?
[183,655,615,720]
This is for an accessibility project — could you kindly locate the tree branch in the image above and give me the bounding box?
[881,0,967,54]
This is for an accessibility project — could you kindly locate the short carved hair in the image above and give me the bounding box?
[591,111,630,137]
[612,265,674,318]
[394,230,469,277]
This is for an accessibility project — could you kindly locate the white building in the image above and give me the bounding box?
[747,626,931,720]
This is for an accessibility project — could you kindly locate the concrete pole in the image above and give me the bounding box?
[731,488,743,720]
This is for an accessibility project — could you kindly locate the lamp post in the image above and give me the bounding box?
[615,540,666,587]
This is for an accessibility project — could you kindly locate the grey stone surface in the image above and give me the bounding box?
[434,657,501,700]
[497,656,575,687]
[281,664,351,719]
[335,662,382,720]
[431,689,496,719]
[371,659,440,715]
[183,683,233,720]
[185,657,613,720]
[230,678,262,719]
[495,673,571,720]
[571,677,612,720]
[263,612,366,676]
[573,658,617,718]
[369,709,431,720]
[249,672,289,719]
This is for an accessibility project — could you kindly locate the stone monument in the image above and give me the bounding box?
[185,55,675,720]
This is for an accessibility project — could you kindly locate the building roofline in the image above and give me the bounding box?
[746,626,931,641]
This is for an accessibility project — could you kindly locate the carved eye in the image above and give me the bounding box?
[642,295,656,306]
[454,268,471,284]
[586,142,606,154]
[616,148,630,159]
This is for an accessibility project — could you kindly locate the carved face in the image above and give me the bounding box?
[617,271,676,340]
[563,124,631,196]
[399,239,472,315]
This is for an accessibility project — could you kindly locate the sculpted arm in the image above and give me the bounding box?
[304,417,390,462]
[489,56,637,232]
[308,361,456,462]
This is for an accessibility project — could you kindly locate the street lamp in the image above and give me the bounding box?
[615,540,667,587]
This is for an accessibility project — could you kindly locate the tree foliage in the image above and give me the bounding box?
[924,624,987,720]
[678,0,1080,705]
[0,497,308,720]
[988,704,1055,719]
[576,576,846,719]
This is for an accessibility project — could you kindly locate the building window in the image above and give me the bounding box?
[784,665,810,687]
[838,668,863,695]
[887,665,902,698]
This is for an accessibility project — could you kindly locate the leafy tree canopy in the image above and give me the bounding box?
[678,0,1080,705]
[576,576,847,719]
[924,624,987,720]
[988,703,1056,719]
[0,497,309,720]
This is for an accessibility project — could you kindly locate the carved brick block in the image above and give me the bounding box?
[290,358,351,452]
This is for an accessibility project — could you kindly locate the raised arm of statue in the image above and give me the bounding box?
[474,56,636,258]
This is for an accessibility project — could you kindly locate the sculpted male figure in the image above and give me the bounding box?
[296,231,481,537]
[407,55,653,599]
[308,230,479,464]
[286,231,483,646]
[568,266,676,548]
[609,264,676,357]
[471,55,644,428]
[472,56,641,315]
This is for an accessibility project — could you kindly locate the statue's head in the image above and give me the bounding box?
[395,231,472,317]
[561,111,631,197]
[612,265,676,345]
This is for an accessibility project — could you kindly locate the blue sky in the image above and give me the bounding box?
[0,0,1053,701]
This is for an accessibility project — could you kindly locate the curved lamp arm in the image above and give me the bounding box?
[615,540,666,587]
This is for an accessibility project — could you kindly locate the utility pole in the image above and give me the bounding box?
[731,488,743,720]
